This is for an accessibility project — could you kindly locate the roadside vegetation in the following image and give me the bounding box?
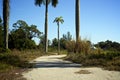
[65,39,120,71]
[0,49,44,80]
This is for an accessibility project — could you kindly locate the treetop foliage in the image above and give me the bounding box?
[95,40,120,51]
[12,20,42,40]
[53,16,64,25]
[8,20,42,50]
[35,0,58,7]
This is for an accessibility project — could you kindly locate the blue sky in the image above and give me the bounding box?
[0,0,120,44]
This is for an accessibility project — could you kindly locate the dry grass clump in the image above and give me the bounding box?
[65,38,91,54]
[65,40,76,53]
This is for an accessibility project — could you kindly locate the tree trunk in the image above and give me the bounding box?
[57,23,60,55]
[3,0,9,50]
[45,0,48,53]
[75,0,80,42]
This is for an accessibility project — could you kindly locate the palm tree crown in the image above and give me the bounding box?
[53,16,64,25]
[35,0,58,7]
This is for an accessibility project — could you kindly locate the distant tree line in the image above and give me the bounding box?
[38,31,72,51]
[51,31,72,50]
[95,40,120,52]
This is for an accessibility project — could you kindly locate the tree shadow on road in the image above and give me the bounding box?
[31,61,82,68]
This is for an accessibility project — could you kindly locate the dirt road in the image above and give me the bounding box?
[22,55,120,80]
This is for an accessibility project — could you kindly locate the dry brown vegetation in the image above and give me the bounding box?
[0,49,44,80]
[65,39,120,71]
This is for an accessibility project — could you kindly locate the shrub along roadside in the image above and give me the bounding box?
[65,39,120,71]
[65,52,120,71]
[0,49,44,80]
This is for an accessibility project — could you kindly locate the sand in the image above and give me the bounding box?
[22,55,120,80]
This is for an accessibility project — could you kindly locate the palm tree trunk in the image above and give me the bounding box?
[3,0,9,50]
[57,23,60,54]
[75,0,80,42]
[45,0,48,53]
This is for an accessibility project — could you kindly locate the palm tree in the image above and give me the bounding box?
[34,0,58,53]
[53,16,64,54]
[3,0,10,50]
[75,0,80,42]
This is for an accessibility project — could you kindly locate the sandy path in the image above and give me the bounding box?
[22,55,120,80]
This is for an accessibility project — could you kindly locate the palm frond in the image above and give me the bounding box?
[51,0,58,7]
[53,16,64,24]
[35,0,58,7]
[35,0,43,6]
[60,19,64,24]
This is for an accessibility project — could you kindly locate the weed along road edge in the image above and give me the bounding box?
[22,55,120,80]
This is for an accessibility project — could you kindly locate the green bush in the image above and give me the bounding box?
[12,39,36,50]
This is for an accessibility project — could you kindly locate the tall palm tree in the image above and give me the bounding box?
[53,16,64,54]
[75,0,80,42]
[3,0,10,50]
[35,0,58,53]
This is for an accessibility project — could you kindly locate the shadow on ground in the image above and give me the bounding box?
[31,61,82,68]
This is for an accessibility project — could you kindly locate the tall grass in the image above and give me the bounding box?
[66,38,91,54]
[65,40,76,53]
[11,49,44,61]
